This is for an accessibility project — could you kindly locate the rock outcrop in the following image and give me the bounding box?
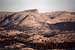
[0,9,75,50]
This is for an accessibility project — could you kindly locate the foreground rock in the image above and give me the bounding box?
[0,9,75,50]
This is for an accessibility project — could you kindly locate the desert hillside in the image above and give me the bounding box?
[0,9,75,50]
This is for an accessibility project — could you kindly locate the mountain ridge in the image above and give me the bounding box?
[0,9,75,50]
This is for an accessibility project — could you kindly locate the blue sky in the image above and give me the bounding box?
[0,0,75,12]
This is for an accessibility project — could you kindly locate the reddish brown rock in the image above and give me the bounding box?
[0,9,75,50]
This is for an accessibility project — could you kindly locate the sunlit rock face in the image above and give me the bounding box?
[0,9,75,33]
[0,9,39,27]
[0,9,75,50]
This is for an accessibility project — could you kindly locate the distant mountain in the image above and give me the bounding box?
[0,9,75,26]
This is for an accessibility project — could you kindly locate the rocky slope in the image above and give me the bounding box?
[0,9,75,50]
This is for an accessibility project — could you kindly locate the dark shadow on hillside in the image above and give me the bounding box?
[47,21,75,31]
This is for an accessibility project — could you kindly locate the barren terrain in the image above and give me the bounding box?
[0,9,75,50]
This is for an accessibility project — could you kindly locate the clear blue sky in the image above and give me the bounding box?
[0,0,75,12]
